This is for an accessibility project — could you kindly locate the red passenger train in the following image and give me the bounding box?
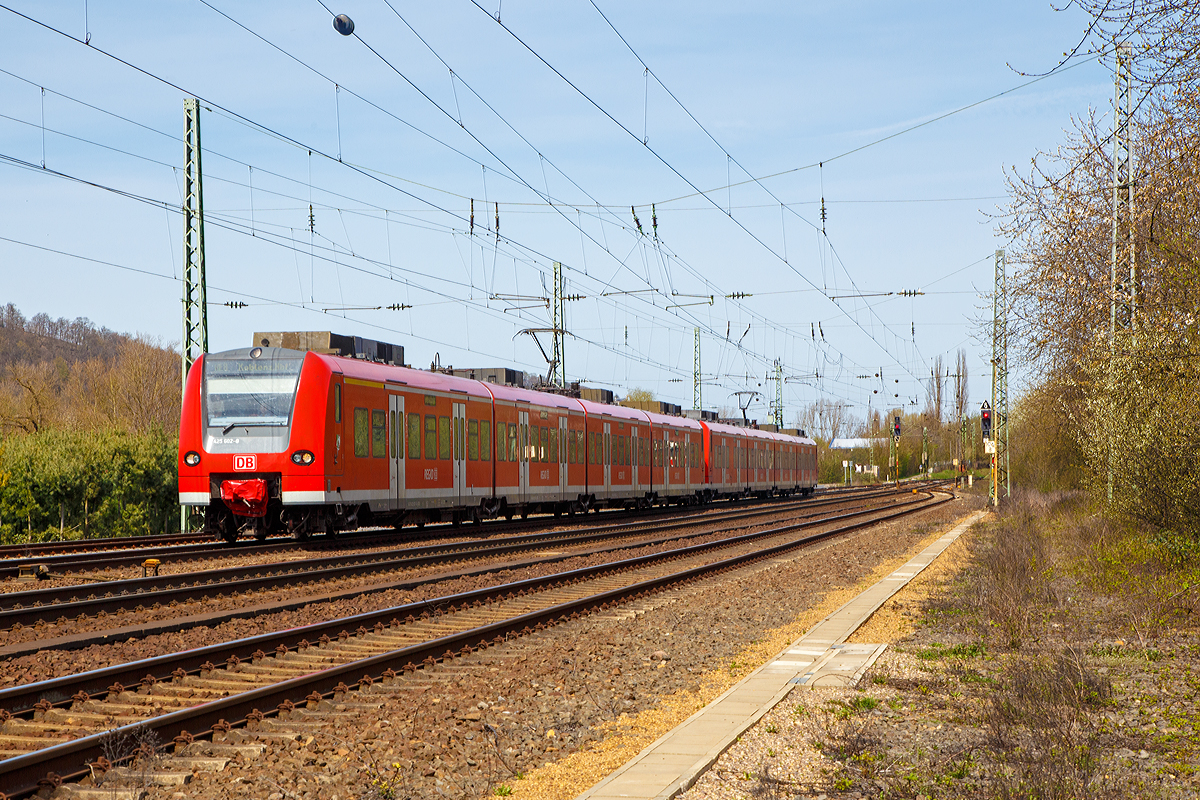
[179,346,818,542]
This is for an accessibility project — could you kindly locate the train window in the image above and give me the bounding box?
[604,432,611,465]
[495,422,506,462]
[455,418,464,461]
[548,427,558,464]
[587,431,594,465]
[334,384,342,423]
[468,419,479,461]
[353,408,369,457]
[390,411,398,458]
[480,420,491,461]
[508,422,518,462]
[424,415,437,460]
[541,426,550,463]
[371,410,386,458]
[567,430,575,464]
[624,436,630,466]
[439,416,452,460]
[408,413,420,459]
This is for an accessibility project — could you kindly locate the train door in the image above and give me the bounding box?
[683,433,692,492]
[603,422,612,495]
[631,426,640,496]
[453,402,466,506]
[329,377,344,481]
[389,394,405,509]
[518,409,530,505]
[662,429,671,491]
[558,416,568,500]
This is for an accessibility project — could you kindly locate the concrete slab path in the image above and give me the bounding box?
[576,508,987,800]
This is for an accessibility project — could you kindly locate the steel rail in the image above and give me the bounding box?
[0,495,912,660]
[0,490,910,629]
[0,487,854,577]
[0,491,938,716]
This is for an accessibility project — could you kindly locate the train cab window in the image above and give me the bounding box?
[353,408,369,457]
[439,416,452,460]
[408,413,421,459]
[424,415,438,460]
[371,410,386,458]
[480,420,491,461]
[468,419,479,460]
[334,384,342,423]
[508,422,519,462]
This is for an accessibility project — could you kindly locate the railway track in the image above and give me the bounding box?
[0,488,891,579]
[0,487,919,634]
[0,488,950,797]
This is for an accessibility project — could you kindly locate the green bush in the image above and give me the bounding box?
[0,428,177,542]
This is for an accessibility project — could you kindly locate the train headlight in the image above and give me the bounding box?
[184,451,201,467]
[291,450,315,465]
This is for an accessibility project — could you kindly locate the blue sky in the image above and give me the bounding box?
[0,1,1106,426]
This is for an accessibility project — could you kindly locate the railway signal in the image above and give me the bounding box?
[981,403,992,440]
[893,416,901,437]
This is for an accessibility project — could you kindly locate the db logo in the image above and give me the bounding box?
[233,454,257,471]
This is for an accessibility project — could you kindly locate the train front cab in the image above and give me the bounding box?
[179,346,333,542]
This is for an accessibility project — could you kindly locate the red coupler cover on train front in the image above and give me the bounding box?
[221,479,269,517]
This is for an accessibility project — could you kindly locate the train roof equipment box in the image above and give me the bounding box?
[449,367,528,387]
[620,399,684,416]
[580,387,615,404]
[252,331,404,366]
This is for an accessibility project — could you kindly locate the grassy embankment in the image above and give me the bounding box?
[807,490,1200,798]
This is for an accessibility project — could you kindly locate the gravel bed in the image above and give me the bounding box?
[56,492,979,800]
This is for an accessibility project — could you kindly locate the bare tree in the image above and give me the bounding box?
[795,399,855,442]
[954,349,970,425]
[924,355,945,424]
[0,362,61,434]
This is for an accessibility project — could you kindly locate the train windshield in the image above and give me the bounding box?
[204,354,303,430]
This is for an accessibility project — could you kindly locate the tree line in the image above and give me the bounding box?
[1002,0,1200,536]
[0,305,180,541]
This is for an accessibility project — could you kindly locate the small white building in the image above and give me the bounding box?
[828,437,889,450]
